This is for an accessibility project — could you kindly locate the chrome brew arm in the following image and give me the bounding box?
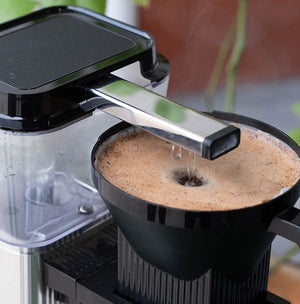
[86,75,240,160]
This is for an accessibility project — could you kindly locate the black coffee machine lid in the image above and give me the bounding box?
[0,6,168,131]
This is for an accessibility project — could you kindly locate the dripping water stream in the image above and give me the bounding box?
[171,144,203,187]
[171,144,182,160]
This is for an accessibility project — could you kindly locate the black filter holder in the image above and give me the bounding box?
[0,6,169,130]
[91,112,300,282]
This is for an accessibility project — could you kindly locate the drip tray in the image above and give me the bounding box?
[43,219,290,304]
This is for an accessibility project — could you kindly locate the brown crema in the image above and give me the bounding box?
[96,126,300,211]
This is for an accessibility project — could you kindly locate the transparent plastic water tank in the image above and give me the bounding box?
[0,109,119,247]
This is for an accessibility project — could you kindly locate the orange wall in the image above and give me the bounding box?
[140,0,300,94]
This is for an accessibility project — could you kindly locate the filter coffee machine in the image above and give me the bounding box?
[0,6,298,304]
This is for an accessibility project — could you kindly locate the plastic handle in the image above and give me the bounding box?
[268,207,300,246]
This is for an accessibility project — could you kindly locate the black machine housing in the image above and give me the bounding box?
[0,5,169,131]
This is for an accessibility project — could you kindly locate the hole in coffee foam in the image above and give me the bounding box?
[173,169,203,187]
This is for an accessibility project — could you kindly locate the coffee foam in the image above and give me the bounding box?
[96,125,300,211]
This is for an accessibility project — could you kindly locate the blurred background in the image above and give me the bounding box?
[1,0,300,302]
[140,1,300,137]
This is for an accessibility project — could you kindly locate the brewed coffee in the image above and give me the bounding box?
[96,125,300,211]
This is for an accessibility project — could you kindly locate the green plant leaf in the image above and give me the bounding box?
[75,0,106,14]
[0,0,38,23]
[289,128,300,145]
[37,0,76,7]
[154,98,186,123]
[292,101,300,117]
[37,0,106,14]
[130,0,150,6]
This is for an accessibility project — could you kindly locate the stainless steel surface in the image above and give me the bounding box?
[88,75,239,158]
[0,239,46,304]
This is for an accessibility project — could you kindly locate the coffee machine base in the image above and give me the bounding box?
[44,219,291,304]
